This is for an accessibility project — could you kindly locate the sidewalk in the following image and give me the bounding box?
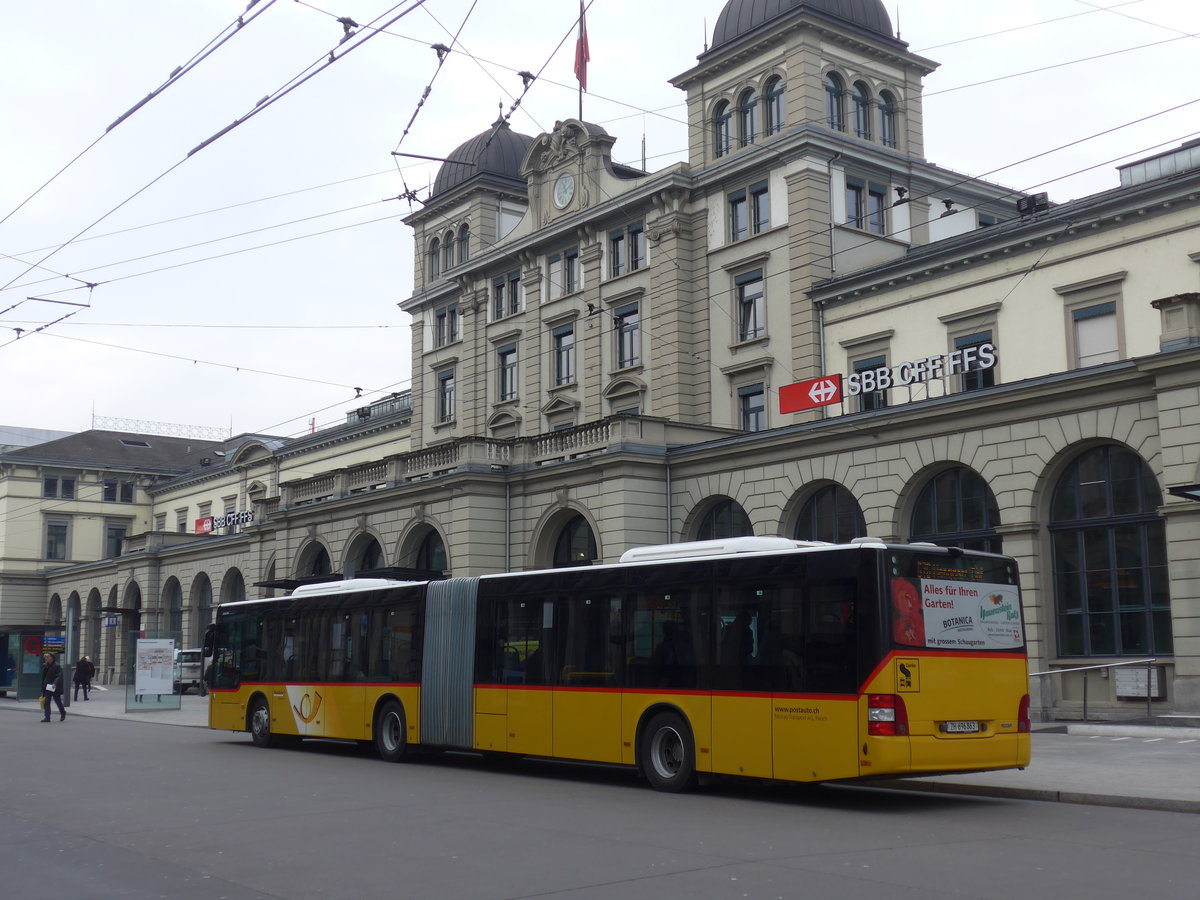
[4,690,1198,813]
[0,683,210,727]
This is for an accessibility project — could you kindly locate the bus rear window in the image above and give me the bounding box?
[888,551,1023,651]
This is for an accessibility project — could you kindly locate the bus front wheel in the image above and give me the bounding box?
[375,700,407,763]
[639,711,698,793]
[249,697,273,748]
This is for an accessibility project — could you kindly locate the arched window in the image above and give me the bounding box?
[164,580,183,634]
[738,89,759,147]
[878,90,897,147]
[910,467,1001,553]
[458,223,470,263]
[795,484,866,543]
[553,514,597,567]
[713,101,732,158]
[1050,445,1170,657]
[853,82,872,140]
[825,73,845,132]
[348,538,385,578]
[191,575,212,642]
[442,230,455,271]
[764,76,785,136]
[416,530,447,573]
[429,237,441,279]
[697,498,753,540]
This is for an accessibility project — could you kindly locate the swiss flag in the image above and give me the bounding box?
[575,3,590,92]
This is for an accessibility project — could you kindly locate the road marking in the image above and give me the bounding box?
[1142,738,1163,743]
[1178,739,1198,744]
[1110,737,1131,741]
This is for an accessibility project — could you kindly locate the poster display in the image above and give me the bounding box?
[134,638,175,696]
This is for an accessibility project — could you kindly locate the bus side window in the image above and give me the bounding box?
[805,582,857,693]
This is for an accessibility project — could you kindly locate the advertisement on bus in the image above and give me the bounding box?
[890,555,1024,651]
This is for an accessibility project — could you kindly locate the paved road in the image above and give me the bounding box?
[3,701,1200,898]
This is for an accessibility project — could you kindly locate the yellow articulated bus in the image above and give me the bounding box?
[205,537,1030,792]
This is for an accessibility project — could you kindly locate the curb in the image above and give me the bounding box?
[874,778,1200,815]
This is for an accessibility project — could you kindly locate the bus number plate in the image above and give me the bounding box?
[942,720,980,734]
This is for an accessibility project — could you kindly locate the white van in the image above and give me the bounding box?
[173,648,206,695]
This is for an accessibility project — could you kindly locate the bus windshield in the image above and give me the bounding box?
[887,550,1024,652]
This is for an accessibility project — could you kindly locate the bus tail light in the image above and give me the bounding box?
[1017,694,1031,733]
[867,694,909,736]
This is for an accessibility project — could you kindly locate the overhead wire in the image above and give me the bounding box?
[0,0,282,233]
[4,4,1195,436]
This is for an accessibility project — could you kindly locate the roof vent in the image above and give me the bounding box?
[120,439,151,448]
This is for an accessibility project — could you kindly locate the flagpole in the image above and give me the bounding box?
[578,1,585,121]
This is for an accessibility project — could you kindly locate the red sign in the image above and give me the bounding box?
[195,517,215,534]
[780,374,843,413]
[24,636,42,656]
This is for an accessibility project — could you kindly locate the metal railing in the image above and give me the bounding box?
[1030,658,1158,722]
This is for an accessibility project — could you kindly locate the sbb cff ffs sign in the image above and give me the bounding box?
[780,375,843,413]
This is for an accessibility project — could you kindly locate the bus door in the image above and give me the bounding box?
[770,573,861,783]
[495,594,552,757]
[551,591,623,764]
[712,584,772,779]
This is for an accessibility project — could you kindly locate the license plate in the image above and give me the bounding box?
[941,720,980,734]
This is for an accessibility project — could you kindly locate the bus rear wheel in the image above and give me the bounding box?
[249,697,273,748]
[375,700,407,763]
[639,711,698,793]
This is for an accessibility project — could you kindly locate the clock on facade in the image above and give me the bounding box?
[553,173,575,209]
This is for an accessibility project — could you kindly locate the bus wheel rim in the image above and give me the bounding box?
[651,726,683,779]
[252,704,268,738]
[382,712,402,752]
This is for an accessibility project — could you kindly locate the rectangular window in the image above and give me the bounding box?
[434,304,459,347]
[497,345,517,401]
[1074,302,1119,367]
[610,230,626,277]
[103,480,134,503]
[553,325,576,386]
[506,272,521,316]
[615,303,640,369]
[438,370,456,422]
[736,271,765,342]
[854,355,889,412]
[46,521,68,560]
[629,224,646,271]
[729,190,747,242]
[176,509,188,533]
[42,476,76,499]
[750,181,770,234]
[492,271,521,319]
[956,331,996,392]
[106,523,128,559]
[739,384,766,432]
[548,249,581,298]
[155,513,167,532]
[847,177,887,234]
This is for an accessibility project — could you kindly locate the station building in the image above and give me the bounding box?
[3,0,1198,719]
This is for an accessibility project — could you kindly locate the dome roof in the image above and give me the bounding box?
[431,120,536,199]
[712,0,893,49]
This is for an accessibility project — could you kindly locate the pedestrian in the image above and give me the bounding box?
[41,652,65,722]
[73,655,94,701]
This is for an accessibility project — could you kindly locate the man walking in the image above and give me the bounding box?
[41,652,65,722]
[73,655,94,701]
